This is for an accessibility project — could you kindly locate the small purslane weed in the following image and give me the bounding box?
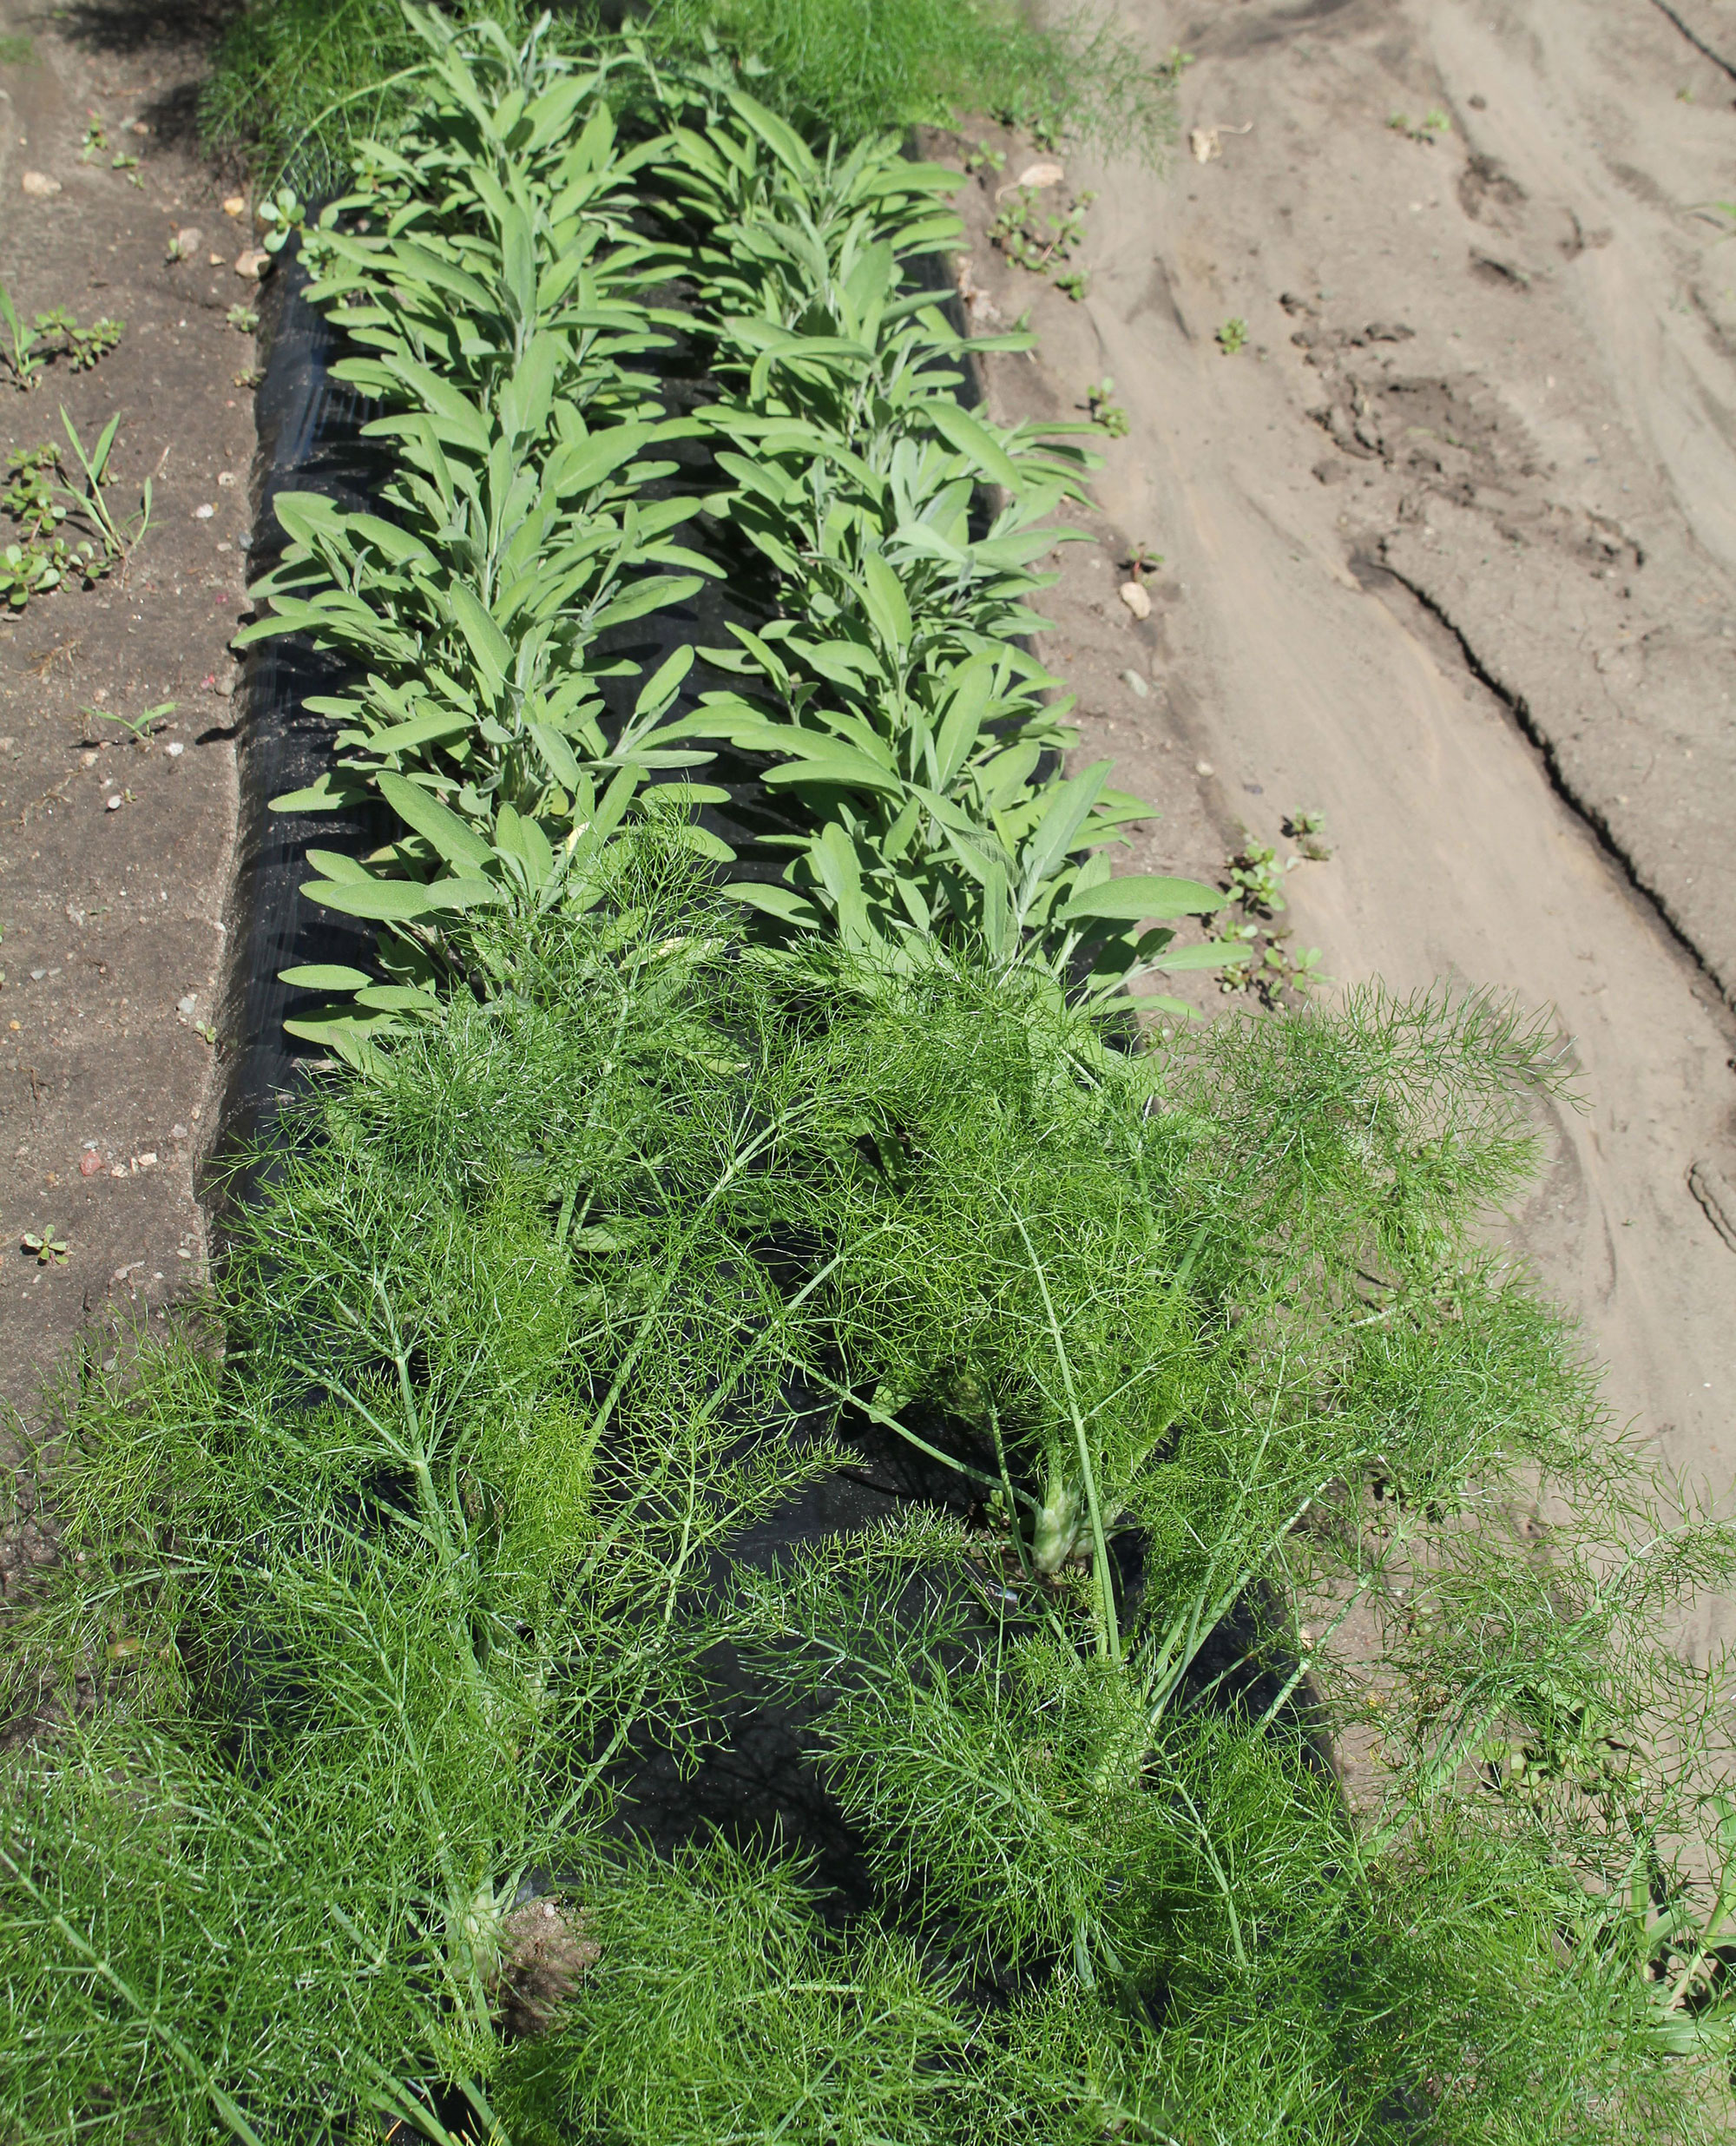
[1213,814,1332,1004]
[0,283,124,388]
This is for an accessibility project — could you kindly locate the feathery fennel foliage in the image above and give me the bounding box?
[3,852,1733,2141]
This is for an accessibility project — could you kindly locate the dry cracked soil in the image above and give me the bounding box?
[2,0,1734,1663]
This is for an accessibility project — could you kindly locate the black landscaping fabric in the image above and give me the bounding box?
[221,219,1327,1992]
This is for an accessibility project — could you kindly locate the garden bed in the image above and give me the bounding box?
[3,10,1735,2144]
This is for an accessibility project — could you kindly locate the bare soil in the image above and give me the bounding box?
[944,0,1736,1654]
[0,0,249,1491]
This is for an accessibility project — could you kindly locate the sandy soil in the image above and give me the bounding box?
[0,0,248,1491]
[944,0,1736,1653]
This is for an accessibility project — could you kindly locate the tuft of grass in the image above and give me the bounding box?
[202,0,1181,191]
[624,0,1181,156]
[201,0,541,194]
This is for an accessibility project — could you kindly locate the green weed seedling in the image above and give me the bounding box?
[227,303,260,334]
[57,405,151,565]
[258,184,306,253]
[1085,380,1128,436]
[992,182,1096,293]
[4,445,66,538]
[0,541,67,609]
[1122,542,1164,581]
[85,698,175,747]
[69,318,124,371]
[82,115,141,182]
[1285,806,1332,860]
[1213,823,1332,1004]
[0,411,148,609]
[0,284,124,386]
[21,1225,69,1265]
[1216,316,1248,355]
[1389,108,1450,143]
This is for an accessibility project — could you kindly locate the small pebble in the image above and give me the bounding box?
[166,741,185,757]
[137,1152,158,1169]
[177,993,198,1017]
[170,1123,188,1140]
[21,170,62,199]
[194,504,215,520]
[234,249,269,280]
[80,1152,102,1178]
[1195,760,1215,777]
[1121,669,1148,698]
[105,794,122,811]
[222,194,246,217]
[109,1164,127,1178]
[1118,581,1153,621]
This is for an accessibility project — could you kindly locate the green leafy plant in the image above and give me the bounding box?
[247,14,1221,1060]
[990,180,1095,288]
[3,445,65,538]
[226,302,260,333]
[4,866,1733,2140]
[20,1225,68,1265]
[1216,314,1248,355]
[84,698,175,746]
[55,406,151,566]
[1390,107,1451,142]
[68,317,124,371]
[1122,541,1163,581]
[1286,804,1332,859]
[0,286,123,388]
[641,92,1222,999]
[256,181,306,253]
[1212,825,1332,1005]
[0,418,142,611]
[1085,379,1128,437]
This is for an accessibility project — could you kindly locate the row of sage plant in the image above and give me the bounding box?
[241,8,1226,1057]
[653,87,1227,999]
[238,12,730,1063]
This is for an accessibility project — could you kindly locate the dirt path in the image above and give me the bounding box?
[0,0,248,1469]
[948,0,1736,1649]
